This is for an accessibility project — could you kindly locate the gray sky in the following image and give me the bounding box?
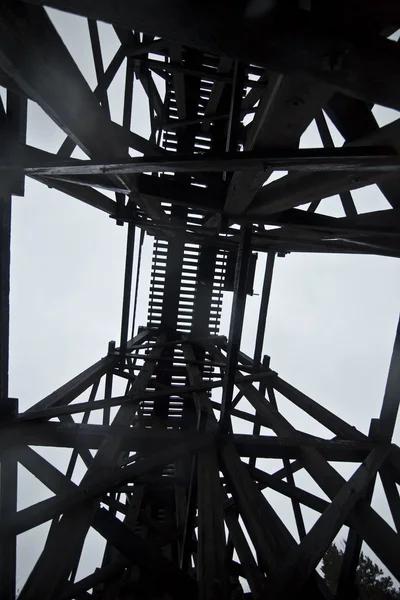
[7,7,400,593]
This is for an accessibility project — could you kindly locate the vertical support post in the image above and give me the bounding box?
[0,195,11,403]
[253,251,275,367]
[0,190,17,598]
[119,223,136,355]
[220,226,252,431]
[116,57,135,219]
[249,251,275,469]
[0,450,18,600]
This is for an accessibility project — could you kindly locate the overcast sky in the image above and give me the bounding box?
[6,7,400,593]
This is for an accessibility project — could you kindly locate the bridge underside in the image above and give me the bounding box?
[1,1,400,599]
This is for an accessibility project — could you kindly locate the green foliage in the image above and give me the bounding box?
[321,543,400,599]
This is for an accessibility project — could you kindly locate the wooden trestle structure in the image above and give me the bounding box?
[1,1,400,599]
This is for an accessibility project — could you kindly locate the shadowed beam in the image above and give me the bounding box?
[21,0,400,109]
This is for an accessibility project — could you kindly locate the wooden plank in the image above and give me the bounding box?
[22,0,400,110]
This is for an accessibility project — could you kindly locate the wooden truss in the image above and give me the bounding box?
[1,1,400,599]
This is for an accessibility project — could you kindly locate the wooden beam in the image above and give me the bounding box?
[0,195,11,402]
[209,343,400,580]
[17,335,167,600]
[182,344,226,599]
[197,443,227,600]
[0,449,17,600]
[247,118,400,218]
[233,434,376,462]
[22,0,400,110]
[253,252,275,366]
[380,465,400,533]
[268,446,390,599]
[249,466,329,515]
[32,174,118,213]
[8,146,400,178]
[273,377,367,440]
